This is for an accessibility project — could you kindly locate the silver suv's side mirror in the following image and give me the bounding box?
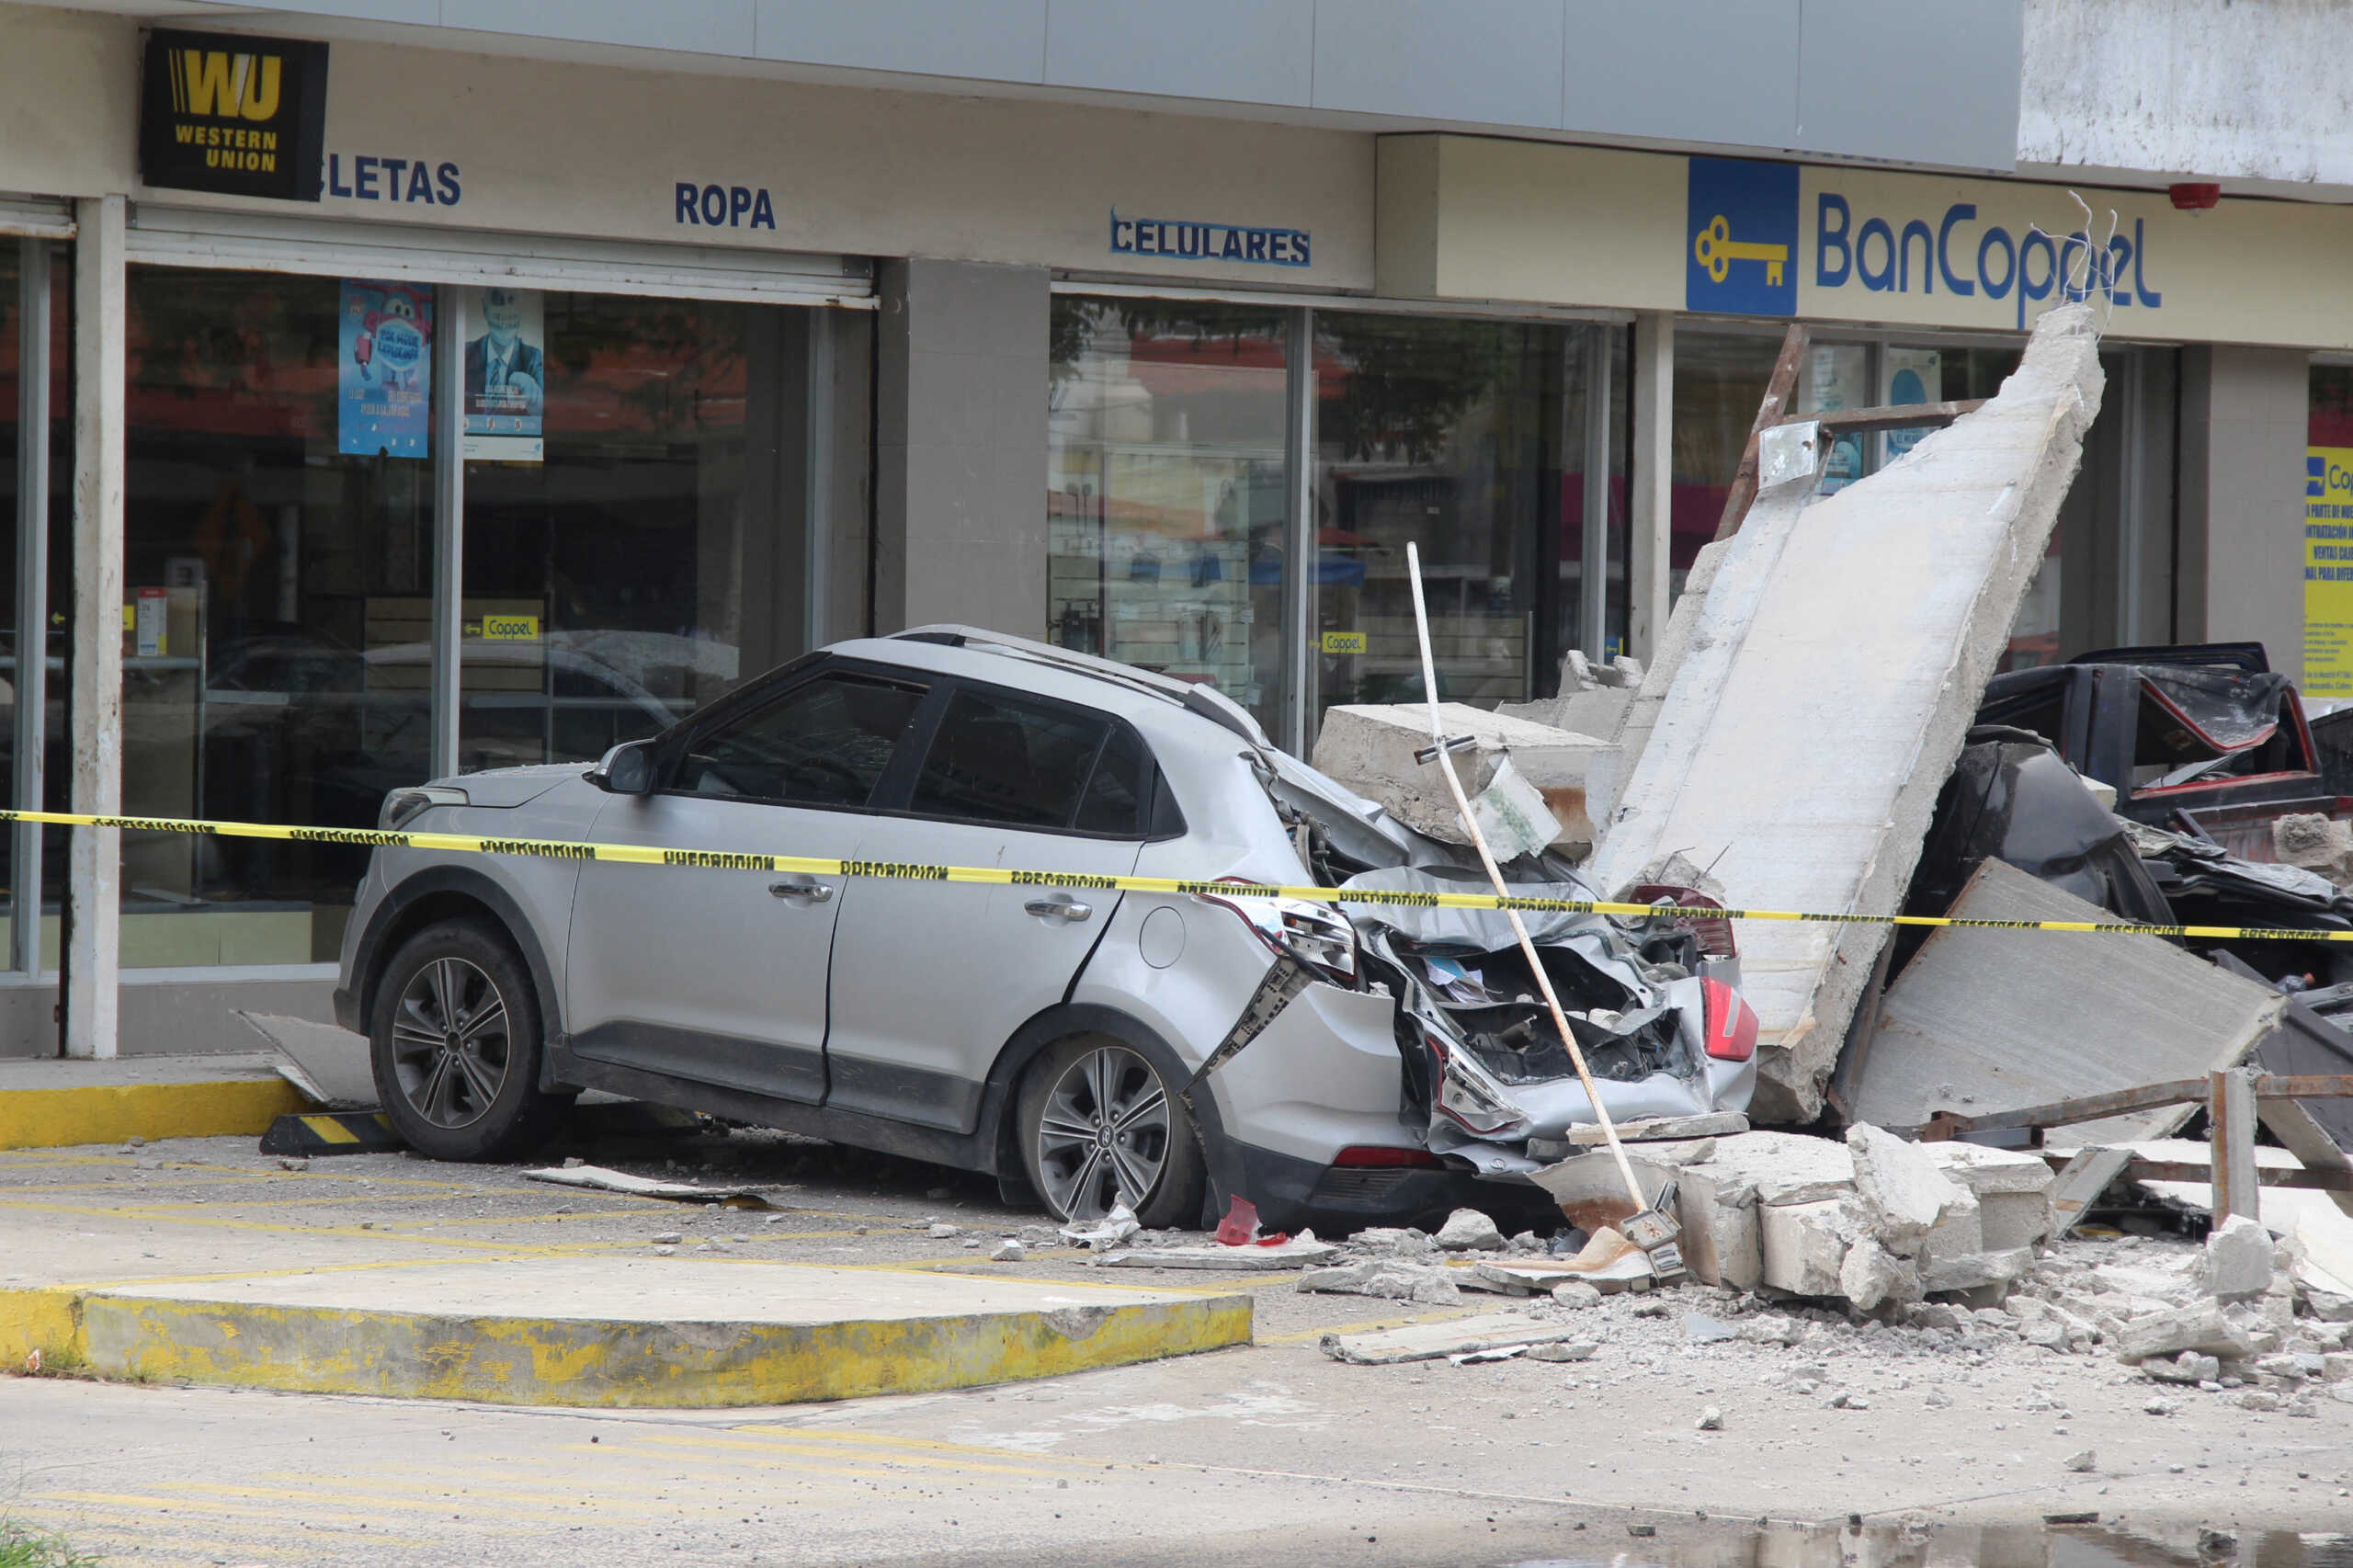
[590,739,657,795]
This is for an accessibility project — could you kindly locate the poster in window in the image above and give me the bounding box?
[1880,347,1943,467]
[461,286,546,462]
[2306,447,2353,699]
[337,279,433,458]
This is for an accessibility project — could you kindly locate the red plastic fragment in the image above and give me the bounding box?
[1214,1194,1261,1245]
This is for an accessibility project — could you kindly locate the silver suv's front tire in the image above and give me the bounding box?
[370,919,560,1161]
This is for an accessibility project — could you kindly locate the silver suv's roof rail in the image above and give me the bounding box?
[893,624,1271,750]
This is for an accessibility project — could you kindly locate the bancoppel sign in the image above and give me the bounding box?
[140,29,329,202]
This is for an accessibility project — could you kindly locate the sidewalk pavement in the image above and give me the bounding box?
[0,1051,305,1151]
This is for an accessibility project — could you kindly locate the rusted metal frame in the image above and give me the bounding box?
[2117,1159,2353,1192]
[1793,397,1987,436]
[1710,323,1809,542]
[2250,1074,2353,1099]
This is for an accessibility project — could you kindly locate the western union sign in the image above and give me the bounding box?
[141,29,329,202]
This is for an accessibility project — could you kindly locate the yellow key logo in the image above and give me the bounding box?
[1692,214,1789,288]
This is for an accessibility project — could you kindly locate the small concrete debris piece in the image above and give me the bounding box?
[1059,1203,1141,1252]
[1697,1405,1725,1431]
[1320,1312,1596,1367]
[1838,1237,1920,1312]
[2274,812,2353,886]
[524,1165,777,1205]
[1435,1208,1507,1252]
[1586,305,2107,1120]
[1295,1258,1462,1304]
[1683,1312,1741,1344]
[1449,1345,1529,1366]
[2114,1304,2258,1364]
[2199,1214,2276,1301]
[1527,1339,1599,1362]
[1309,702,1608,857]
[1465,1258,1593,1295]
[2144,1351,2222,1384]
[1552,1281,1604,1310]
[927,1222,962,1238]
[1351,1226,1440,1260]
[1102,1236,1338,1271]
[1758,1197,1862,1298]
[1846,1124,1970,1250]
[991,1241,1025,1262]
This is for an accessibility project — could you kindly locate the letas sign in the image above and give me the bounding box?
[141,28,329,202]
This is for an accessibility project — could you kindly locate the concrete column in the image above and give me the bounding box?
[2178,344,2309,679]
[66,194,125,1060]
[428,285,464,779]
[1628,312,1675,665]
[872,260,1050,637]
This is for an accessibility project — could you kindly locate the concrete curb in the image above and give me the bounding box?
[0,1075,308,1151]
[0,1280,1253,1407]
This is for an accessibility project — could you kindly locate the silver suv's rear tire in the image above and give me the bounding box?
[369,919,559,1162]
[1017,1036,1205,1227]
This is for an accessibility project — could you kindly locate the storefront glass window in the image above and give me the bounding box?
[121,267,433,967]
[1046,300,1290,733]
[459,294,835,770]
[1670,334,1781,594]
[1309,316,1605,726]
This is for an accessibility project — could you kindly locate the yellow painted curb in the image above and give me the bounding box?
[0,1076,308,1151]
[3,1283,1251,1407]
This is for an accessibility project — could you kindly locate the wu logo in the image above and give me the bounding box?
[167,49,282,120]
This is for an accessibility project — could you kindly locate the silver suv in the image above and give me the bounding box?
[335,628,1755,1233]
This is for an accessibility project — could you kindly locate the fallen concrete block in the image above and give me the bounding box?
[1586,305,2107,1120]
[1847,1124,1970,1250]
[1839,1237,1920,1312]
[1498,651,1643,746]
[1920,1185,1985,1261]
[2274,812,2353,885]
[1920,1244,2034,1294]
[1309,703,1609,856]
[1465,1258,1594,1295]
[2145,1351,2222,1384]
[1676,1163,1762,1291]
[1917,1140,2056,1197]
[1319,1312,1594,1366]
[2115,1304,2258,1364]
[1295,1259,1462,1304]
[1758,1197,1860,1297]
[1846,858,2283,1167]
[2200,1214,2276,1301]
[1680,1131,1857,1208]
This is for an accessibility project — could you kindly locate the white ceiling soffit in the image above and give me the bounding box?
[125,205,876,307]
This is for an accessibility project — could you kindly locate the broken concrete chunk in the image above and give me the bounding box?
[1466,1258,1592,1295]
[1309,703,1608,856]
[1847,1124,1971,1250]
[1920,1186,1986,1261]
[2116,1305,2259,1364]
[1917,1141,2058,1198]
[1676,1164,1763,1292]
[1350,1227,1438,1259]
[2145,1351,2222,1384]
[1526,1339,1598,1362]
[1320,1312,1592,1366]
[2200,1215,2276,1301]
[1296,1259,1461,1304]
[1552,1281,1603,1310]
[1099,1238,1338,1271]
[2274,812,2353,884]
[1435,1209,1506,1252]
[1920,1244,2035,1295]
[1840,1237,1921,1312]
[1682,1131,1857,1208]
[1758,1197,1860,1298]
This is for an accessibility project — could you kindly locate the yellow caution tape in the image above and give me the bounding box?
[6,806,2349,944]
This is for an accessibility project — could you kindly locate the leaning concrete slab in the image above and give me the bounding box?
[1310,702,1610,855]
[1846,858,2284,1143]
[1586,305,2105,1120]
[5,1259,1250,1408]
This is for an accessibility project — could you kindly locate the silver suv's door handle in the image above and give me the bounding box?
[770,878,835,904]
[1024,896,1092,924]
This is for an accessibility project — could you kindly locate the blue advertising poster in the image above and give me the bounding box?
[337,279,433,457]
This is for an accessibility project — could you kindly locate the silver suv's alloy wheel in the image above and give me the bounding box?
[389,956,513,1130]
[1033,1044,1171,1221]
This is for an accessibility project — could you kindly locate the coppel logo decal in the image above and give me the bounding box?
[1686,157,1799,316]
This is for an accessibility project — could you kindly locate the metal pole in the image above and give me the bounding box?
[1579,326,1612,662]
[66,195,125,1060]
[802,308,835,652]
[1283,307,1314,756]
[13,238,51,978]
[429,285,465,779]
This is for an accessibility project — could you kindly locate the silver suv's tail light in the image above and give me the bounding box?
[1196,881,1360,988]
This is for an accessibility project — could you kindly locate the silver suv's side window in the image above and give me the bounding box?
[907,687,1136,833]
[675,673,927,808]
